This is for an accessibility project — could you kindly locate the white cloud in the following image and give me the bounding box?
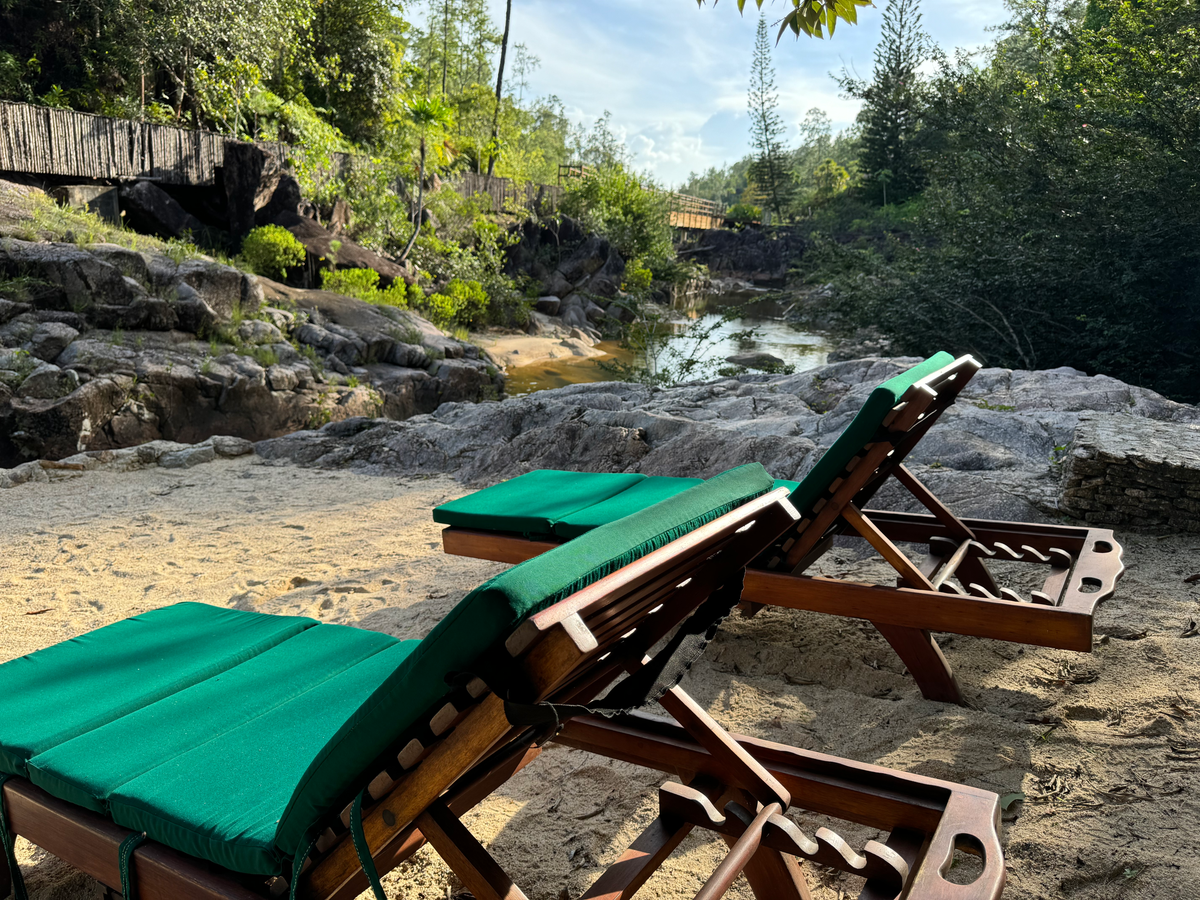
[478,0,1008,183]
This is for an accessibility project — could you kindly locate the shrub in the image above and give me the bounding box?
[321,267,380,300]
[558,164,673,271]
[725,203,762,225]
[240,226,306,279]
[423,279,489,328]
[621,258,653,293]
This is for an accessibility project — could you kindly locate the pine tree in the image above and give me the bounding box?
[746,13,794,222]
[849,0,930,205]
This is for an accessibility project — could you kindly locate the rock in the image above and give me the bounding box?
[90,297,177,332]
[256,174,303,228]
[49,185,120,224]
[119,181,207,240]
[7,376,128,461]
[175,296,221,335]
[558,235,612,284]
[385,343,431,369]
[224,141,289,240]
[584,301,608,323]
[725,352,785,370]
[259,306,296,333]
[684,227,807,281]
[274,212,407,287]
[18,363,79,400]
[0,239,142,310]
[295,322,366,366]
[267,364,301,392]
[159,443,217,468]
[605,299,636,323]
[176,259,262,321]
[0,298,31,326]
[210,435,255,457]
[1061,413,1200,532]
[85,244,152,282]
[541,271,573,298]
[535,296,561,315]
[236,319,285,345]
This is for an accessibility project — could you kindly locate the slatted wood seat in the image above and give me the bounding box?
[0,478,1006,900]
[437,353,1126,705]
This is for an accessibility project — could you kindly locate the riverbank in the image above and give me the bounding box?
[2,452,1196,900]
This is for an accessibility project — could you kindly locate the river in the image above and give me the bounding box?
[505,292,830,396]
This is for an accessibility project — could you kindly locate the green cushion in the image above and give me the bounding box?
[433,470,646,535]
[0,603,315,777]
[27,624,397,814]
[552,476,704,539]
[107,640,419,875]
[788,352,954,515]
[274,462,776,857]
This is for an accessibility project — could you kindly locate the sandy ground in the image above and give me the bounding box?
[2,456,1199,900]
[473,328,606,369]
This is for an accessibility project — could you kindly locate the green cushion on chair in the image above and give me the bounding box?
[788,352,954,516]
[27,624,398,815]
[552,476,704,539]
[0,603,315,777]
[107,640,419,875]
[433,469,646,534]
[273,462,776,857]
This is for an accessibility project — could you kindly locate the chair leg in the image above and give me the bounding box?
[417,800,528,900]
[732,844,813,900]
[872,623,964,705]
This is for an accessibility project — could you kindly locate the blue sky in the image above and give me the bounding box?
[477,0,1010,186]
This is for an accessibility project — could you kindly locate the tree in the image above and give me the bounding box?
[842,0,930,205]
[486,0,513,176]
[399,94,454,262]
[747,14,794,221]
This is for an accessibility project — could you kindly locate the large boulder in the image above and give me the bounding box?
[26,322,79,362]
[176,259,263,321]
[224,142,294,240]
[18,363,79,400]
[274,212,407,287]
[119,181,208,241]
[0,240,143,311]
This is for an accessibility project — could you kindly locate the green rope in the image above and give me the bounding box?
[288,831,321,900]
[349,792,386,900]
[118,831,147,900]
[0,775,28,900]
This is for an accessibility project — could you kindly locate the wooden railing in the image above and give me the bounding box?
[557,162,725,230]
[0,100,228,185]
[451,172,563,214]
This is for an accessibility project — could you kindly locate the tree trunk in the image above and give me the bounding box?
[486,0,513,178]
[400,135,427,263]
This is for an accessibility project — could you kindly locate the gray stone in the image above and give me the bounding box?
[0,299,31,326]
[159,443,217,468]
[725,352,785,370]
[210,435,255,457]
[259,307,296,333]
[119,181,207,240]
[267,364,300,392]
[18,363,79,400]
[584,301,608,323]
[236,319,285,345]
[535,296,561,315]
[176,259,262,322]
[541,271,573,298]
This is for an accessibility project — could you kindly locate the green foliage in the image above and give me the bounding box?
[239,225,306,279]
[320,267,414,308]
[747,14,795,221]
[423,278,489,328]
[697,0,873,40]
[559,165,673,270]
[725,202,762,225]
[409,219,527,326]
[622,258,654,292]
[839,0,930,206]
[807,0,1200,402]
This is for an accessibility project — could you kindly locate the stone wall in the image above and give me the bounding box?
[1060,413,1200,532]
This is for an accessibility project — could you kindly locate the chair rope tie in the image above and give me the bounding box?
[349,791,387,900]
[117,831,147,900]
[0,774,28,900]
[287,830,322,900]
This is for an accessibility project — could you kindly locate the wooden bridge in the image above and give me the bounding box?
[557,163,725,231]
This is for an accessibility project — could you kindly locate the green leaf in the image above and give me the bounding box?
[999,791,1025,810]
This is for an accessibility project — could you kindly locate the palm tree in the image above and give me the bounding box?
[399,95,455,263]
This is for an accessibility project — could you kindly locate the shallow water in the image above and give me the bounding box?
[505,292,829,396]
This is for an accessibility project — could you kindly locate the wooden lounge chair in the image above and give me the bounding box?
[434,352,1126,705]
[0,465,1006,900]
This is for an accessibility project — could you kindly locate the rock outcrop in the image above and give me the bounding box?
[257,359,1200,528]
[0,239,501,467]
[679,227,808,285]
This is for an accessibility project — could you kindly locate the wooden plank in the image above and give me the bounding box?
[417,801,528,900]
[3,780,262,900]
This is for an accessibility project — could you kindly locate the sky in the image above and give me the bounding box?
[474,0,1011,186]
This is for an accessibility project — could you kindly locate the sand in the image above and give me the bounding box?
[2,456,1198,900]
